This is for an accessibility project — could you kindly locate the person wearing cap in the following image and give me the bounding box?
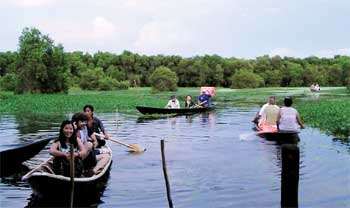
[276,97,305,132]
[197,90,212,107]
[165,95,180,109]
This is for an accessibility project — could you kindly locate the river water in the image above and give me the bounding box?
[0,107,349,207]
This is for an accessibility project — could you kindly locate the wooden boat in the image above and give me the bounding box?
[22,146,113,203]
[136,105,216,115]
[0,137,52,176]
[255,124,300,144]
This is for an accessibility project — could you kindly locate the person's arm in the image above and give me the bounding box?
[296,112,305,129]
[276,109,282,130]
[50,141,69,160]
[75,137,86,158]
[96,118,109,139]
[165,100,171,108]
[90,133,99,148]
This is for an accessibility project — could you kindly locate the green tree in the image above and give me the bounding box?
[16,27,68,93]
[149,66,178,92]
[230,69,264,89]
[79,67,104,90]
[0,73,17,91]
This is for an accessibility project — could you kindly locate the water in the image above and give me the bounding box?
[0,108,350,207]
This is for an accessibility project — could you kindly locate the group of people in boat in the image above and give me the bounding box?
[310,83,320,91]
[50,105,111,177]
[252,96,305,132]
[165,89,212,109]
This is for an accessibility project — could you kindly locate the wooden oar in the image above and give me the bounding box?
[94,133,146,152]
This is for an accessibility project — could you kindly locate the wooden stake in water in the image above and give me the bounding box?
[281,144,300,208]
[69,144,75,208]
[161,140,173,208]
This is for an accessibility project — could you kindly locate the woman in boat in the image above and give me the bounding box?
[165,95,180,109]
[184,95,195,108]
[50,120,85,177]
[276,97,305,132]
[84,104,109,148]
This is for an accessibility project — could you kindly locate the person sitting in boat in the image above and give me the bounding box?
[50,120,85,177]
[252,96,276,124]
[165,95,180,109]
[197,90,211,107]
[258,96,280,132]
[72,112,99,176]
[84,104,109,148]
[276,97,305,132]
[184,95,195,108]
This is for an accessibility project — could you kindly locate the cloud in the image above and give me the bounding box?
[270,48,350,58]
[11,0,56,7]
[132,20,196,55]
[91,16,117,39]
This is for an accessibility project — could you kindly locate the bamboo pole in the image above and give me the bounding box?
[69,144,75,208]
[161,140,173,208]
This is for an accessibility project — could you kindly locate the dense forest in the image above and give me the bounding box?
[0,27,349,93]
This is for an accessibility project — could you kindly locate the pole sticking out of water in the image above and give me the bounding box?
[281,144,300,208]
[69,144,75,208]
[161,140,173,208]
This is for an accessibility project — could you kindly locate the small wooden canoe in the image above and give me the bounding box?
[22,146,113,203]
[136,105,216,115]
[0,137,52,176]
[255,125,300,143]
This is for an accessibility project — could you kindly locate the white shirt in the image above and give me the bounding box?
[279,107,298,131]
[166,99,180,109]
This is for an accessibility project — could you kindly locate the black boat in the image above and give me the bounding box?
[136,105,216,115]
[22,146,112,205]
[255,125,300,144]
[0,138,52,176]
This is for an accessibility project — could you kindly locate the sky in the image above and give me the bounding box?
[0,0,349,58]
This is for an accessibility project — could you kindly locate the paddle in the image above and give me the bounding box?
[94,132,146,152]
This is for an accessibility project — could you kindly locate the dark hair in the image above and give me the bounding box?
[284,96,293,107]
[170,95,176,99]
[83,104,94,112]
[71,112,88,123]
[58,120,78,149]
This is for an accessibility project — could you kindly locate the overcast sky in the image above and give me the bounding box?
[1,0,349,58]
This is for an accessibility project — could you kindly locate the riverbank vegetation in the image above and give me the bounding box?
[1,27,350,93]
[0,87,349,139]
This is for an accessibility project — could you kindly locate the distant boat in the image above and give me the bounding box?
[136,105,216,115]
[0,138,51,176]
[22,146,113,202]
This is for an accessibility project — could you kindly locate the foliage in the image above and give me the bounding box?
[0,73,17,91]
[230,69,264,89]
[296,99,350,139]
[79,67,104,90]
[149,66,178,92]
[1,28,350,93]
[16,27,68,93]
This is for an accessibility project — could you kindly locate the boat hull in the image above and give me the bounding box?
[22,146,113,206]
[0,138,51,176]
[136,105,216,115]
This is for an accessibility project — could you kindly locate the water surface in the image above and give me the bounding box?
[0,108,349,207]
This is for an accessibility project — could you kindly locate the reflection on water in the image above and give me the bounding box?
[0,109,350,208]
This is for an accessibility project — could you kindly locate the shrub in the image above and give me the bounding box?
[230,69,264,89]
[0,73,17,91]
[149,66,178,92]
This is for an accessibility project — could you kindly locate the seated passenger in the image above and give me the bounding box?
[197,90,212,107]
[165,95,180,109]
[84,104,109,148]
[184,95,195,108]
[50,120,85,177]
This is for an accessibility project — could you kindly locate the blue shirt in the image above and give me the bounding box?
[198,94,211,107]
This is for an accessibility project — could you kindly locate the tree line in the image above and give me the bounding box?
[0,27,349,93]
